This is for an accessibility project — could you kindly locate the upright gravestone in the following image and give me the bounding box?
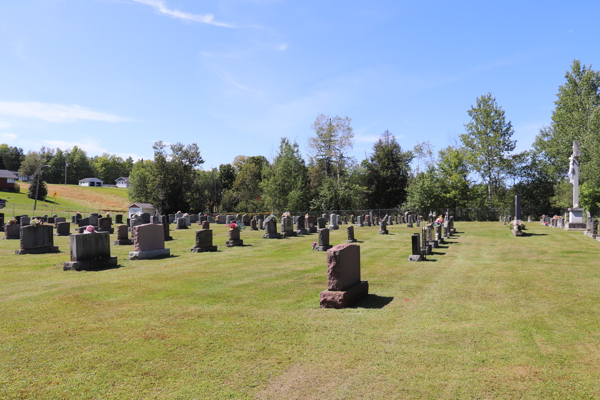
[329,214,339,230]
[295,215,307,235]
[346,225,357,243]
[129,223,170,260]
[305,216,317,233]
[63,232,117,271]
[0,213,4,232]
[161,215,172,241]
[408,233,424,261]
[55,222,71,236]
[263,217,281,239]
[130,216,144,231]
[421,225,432,255]
[281,216,297,237]
[315,228,332,251]
[97,217,114,234]
[356,215,363,227]
[317,218,326,229]
[4,222,20,239]
[114,225,132,245]
[225,226,244,247]
[319,244,368,309]
[189,214,198,224]
[15,225,60,255]
[515,195,521,223]
[176,217,188,230]
[88,214,98,226]
[150,215,160,224]
[169,214,175,223]
[55,217,65,224]
[115,214,123,224]
[20,216,30,227]
[242,214,250,226]
[379,219,388,235]
[250,218,258,231]
[191,225,217,252]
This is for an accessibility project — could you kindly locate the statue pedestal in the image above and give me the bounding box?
[566,208,586,230]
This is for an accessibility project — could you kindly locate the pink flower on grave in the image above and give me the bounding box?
[76,212,81,215]
[312,242,317,251]
[228,222,237,230]
[184,213,189,217]
[85,225,96,233]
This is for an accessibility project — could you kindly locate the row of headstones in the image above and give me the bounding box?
[583,212,600,241]
[539,216,565,228]
[408,217,455,261]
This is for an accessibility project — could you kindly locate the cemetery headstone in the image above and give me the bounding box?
[55,217,65,224]
[115,214,123,224]
[225,225,244,247]
[314,228,332,251]
[114,225,132,245]
[55,222,71,236]
[263,217,281,239]
[63,232,117,271]
[15,224,60,255]
[281,216,297,237]
[97,217,114,234]
[295,215,307,235]
[191,226,218,253]
[4,222,20,239]
[408,233,424,261]
[305,216,317,233]
[176,217,188,229]
[20,216,30,227]
[129,223,170,260]
[317,217,326,229]
[566,140,586,230]
[379,219,388,235]
[88,214,98,226]
[320,244,368,309]
[161,215,172,241]
[346,225,357,243]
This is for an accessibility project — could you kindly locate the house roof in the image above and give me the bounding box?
[0,170,19,179]
[79,177,104,183]
[129,203,156,209]
[116,177,129,182]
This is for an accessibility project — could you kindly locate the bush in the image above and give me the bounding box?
[12,182,20,193]
[27,176,48,200]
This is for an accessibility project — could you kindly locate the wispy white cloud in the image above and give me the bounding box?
[132,0,234,28]
[0,121,12,129]
[44,139,107,155]
[278,43,288,51]
[0,102,129,123]
[0,132,18,142]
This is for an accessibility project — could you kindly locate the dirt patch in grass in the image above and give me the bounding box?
[255,362,349,400]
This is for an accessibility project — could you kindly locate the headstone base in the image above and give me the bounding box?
[176,225,188,229]
[314,245,332,251]
[407,223,413,228]
[430,240,439,248]
[295,229,308,235]
[98,229,114,234]
[282,231,297,237]
[15,246,60,255]
[450,228,456,234]
[3,236,19,240]
[346,239,358,243]
[308,227,317,233]
[114,239,133,245]
[64,257,118,271]
[263,233,281,239]
[408,254,424,262]
[565,223,586,231]
[55,232,71,237]
[320,281,368,309]
[329,226,339,230]
[512,229,524,237]
[191,245,218,253]
[225,239,244,247]
[379,230,388,235]
[129,248,171,260]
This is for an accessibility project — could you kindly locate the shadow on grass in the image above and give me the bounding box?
[437,245,449,249]
[423,258,437,262]
[87,264,125,272]
[444,240,458,245]
[352,295,394,309]
[523,232,548,237]
[431,251,445,256]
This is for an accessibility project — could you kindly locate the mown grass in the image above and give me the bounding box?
[0,184,129,220]
[0,222,598,399]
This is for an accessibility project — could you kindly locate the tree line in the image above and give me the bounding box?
[2,60,598,218]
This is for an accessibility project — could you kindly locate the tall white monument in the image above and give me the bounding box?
[566,140,586,230]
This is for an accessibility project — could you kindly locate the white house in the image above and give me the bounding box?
[79,178,104,187]
[115,177,130,188]
[128,203,156,218]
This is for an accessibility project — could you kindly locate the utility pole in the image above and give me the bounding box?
[64,152,69,185]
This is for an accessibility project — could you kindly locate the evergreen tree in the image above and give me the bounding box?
[27,173,48,200]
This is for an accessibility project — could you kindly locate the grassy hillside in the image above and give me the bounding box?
[0,221,598,399]
[0,183,129,218]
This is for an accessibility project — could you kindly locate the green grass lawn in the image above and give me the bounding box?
[0,222,598,399]
[0,184,129,220]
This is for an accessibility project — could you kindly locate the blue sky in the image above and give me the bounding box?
[0,0,598,170]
